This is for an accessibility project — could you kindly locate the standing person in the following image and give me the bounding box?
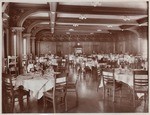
[92,57,98,80]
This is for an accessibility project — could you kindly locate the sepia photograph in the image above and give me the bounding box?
[1,0,149,113]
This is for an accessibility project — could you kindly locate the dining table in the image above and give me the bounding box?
[14,71,62,99]
[99,68,145,98]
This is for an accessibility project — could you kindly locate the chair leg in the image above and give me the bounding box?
[97,79,100,92]
[18,95,24,112]
[108,89,111,96]
[145,93,148,111]
[112,89,115,102]
[65,94,67,112]
[43,96,46,108]
[53,98,56,113]
[133,92,136,107]
[11,98,15,112]
[27,95,30,110]
[75,89,78,106]
[120,89,122,98]
[103,87,105,100]
[144,93,147,103]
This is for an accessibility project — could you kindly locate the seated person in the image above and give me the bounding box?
[43,66,54,77]
[27,61,34,73]
[34,62,43,72]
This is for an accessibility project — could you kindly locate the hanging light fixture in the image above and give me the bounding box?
[90,32,94,34]
[91,2,102,7]
[69,29,74,31]
[79,14,87,20]
[107,25,113,28]
[97,29,102,32]
[66,32,70,34]
[73,24,79,27]
[123,16,131,21]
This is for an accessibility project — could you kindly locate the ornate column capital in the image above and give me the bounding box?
[11,27,24,33]
[23,33,31,38]
[2,12,9,22]
[30,36,36,39]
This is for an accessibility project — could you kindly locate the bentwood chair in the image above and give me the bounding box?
[43,72,68,113]
[2,73,30,112]
[133,70,148,107]
[102,68,122,102]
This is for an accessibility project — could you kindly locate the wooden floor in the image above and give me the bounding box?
[3,65,149,113]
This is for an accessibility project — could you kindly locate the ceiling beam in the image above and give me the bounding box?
[56,17,138,25]
[119,25,136,29]
[49,2,57,34]
[136,17,148,24]
[55,29,109,32]
[57,5,147,16]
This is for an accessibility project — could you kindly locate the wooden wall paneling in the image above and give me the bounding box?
[116,31,139,54]
[56,42,62,56]
[40,41,56,55]
[93,43,99,53]
[62,42,67,55]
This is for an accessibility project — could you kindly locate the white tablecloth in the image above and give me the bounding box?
[99,69,133,88]
[15,73,55,99]
[99,69,145,98]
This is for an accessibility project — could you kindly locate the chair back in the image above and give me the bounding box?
[55,73,67,86]
[53,73,68,96]
[67,74,79,85]
[2,73,14,97]
[57,66,66,73]
[9,66,19,77]
[133,70,148,91]
[97,67,101,77]
[102,68,115,87]
[57,60,67,72]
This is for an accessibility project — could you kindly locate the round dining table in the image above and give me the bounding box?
[15,72,62,99]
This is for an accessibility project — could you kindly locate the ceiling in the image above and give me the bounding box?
[7,2,148,39]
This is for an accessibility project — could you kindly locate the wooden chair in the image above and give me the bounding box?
[57,60,67,73]
[97,67,102,92]
[2,73,30,112]
[133,70,148,107]
[67,74,79,106]
[57,65,66,73]
[8,66,19,77]
[102,68,122,102]
[43,72,68,113]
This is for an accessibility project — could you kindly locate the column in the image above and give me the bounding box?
[6,28,9,56]
[122,41,125,53]
[37,41,40,57]
[11,27,24,73]
[31,36,36,56]
[113,42,116,53]
[2,29,5,72]
[23,33,31,55]
[138,37,141,55]
[10,29,15,55]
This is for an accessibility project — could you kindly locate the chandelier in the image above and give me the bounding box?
[79,14,87,20]
[91,2,102,7]
[123,16,131,21]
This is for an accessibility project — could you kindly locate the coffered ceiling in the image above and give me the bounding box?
[4,1,148,41]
